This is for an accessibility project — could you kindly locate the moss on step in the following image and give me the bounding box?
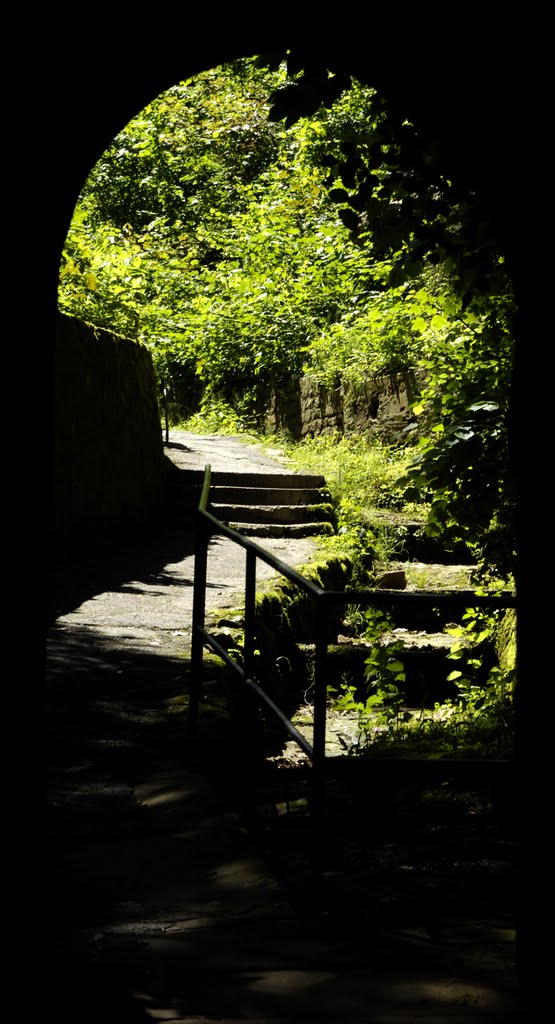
[495,608,517,677]
[251,554,353,709]
[304,502,337,524]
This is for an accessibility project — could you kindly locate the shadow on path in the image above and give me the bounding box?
[47,529,197,624]
[46,631,522,1022]
[44,433,524,1019]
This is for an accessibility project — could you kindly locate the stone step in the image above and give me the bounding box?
[212,502,335,525]
[229,521,335,539]
[166,502,335,533]
[165,465,334,535]
[367,514,474,564]
[171,487,331,512]
[167,467,327,489]
[299,631,474,706]
[208,484,328,505]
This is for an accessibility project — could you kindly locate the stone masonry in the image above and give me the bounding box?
[267,369,427,443]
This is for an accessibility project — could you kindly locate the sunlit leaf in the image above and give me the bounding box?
[469,401,499,412]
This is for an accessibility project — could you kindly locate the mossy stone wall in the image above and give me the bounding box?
[267,369,428,442]
[252,554,353,712]
[496,609,518,679]
[50,313,164,559]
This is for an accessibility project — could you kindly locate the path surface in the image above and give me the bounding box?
[162,428,296,474]
[46,432,522,1021]
[48,431,320,660]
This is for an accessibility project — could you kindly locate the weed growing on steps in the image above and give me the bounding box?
[329,607,410,737]
[279,431,423,516]
[270,430,427,583]
[275,432,516,759]
[328,602,515,760]
[401,562,474,590]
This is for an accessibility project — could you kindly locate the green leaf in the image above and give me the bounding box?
[431,314,448,329]
[387,659,405,673]
[426,521,442,537]
[469,401,499,412]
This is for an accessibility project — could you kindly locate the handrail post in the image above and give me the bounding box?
[162,378,169,446]
[311,596,328,908]
[244,548,256,682]
[189,512,208,731]
[238,547,258,819]
[189,468,212,734]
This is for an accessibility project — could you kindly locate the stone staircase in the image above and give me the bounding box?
[315,565,483,715]
[165,466,336,538]
[269,540,515,767]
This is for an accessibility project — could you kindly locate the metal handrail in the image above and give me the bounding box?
[162,379,169,445]
[190,463,329,759]
[189,463,517,890]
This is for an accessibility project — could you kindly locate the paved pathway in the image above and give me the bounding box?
[48,431,319,659]
[162,428,297,474]
[46,432,522,1021]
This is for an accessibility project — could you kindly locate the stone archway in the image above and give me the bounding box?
[41,25,543,992]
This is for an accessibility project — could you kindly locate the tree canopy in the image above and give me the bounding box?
[58,54,516,574]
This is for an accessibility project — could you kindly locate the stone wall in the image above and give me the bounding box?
[50,313,164,560]
[267,369,427,443]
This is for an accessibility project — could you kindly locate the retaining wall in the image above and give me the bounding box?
[50,313,164,560]
[267,369,427,442]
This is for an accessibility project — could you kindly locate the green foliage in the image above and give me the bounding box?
[264,54,517,574]
[306,282,425,384]
[276,431,424,583]
[59,51,516,576]
[266,55,509,307]
[395,282,516,574]
[331,603,514,760]
[362,607,406,694]
[444,604,515,694]
[330,609,409,744]
[59,57,379,421]
[281,431,419,514]
[180,397,251,435]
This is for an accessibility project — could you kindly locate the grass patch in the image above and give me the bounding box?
[278,431,422,514]
[400,562,475,590]
[174,397,261,438]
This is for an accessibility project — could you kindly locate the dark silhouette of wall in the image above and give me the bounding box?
[50,313,163,561]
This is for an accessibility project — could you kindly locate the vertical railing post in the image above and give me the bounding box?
[243,547,256,682]
[162,378,169,446]
[311,595,328,908]
[238,547,257,819]
[189,511,209,734]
